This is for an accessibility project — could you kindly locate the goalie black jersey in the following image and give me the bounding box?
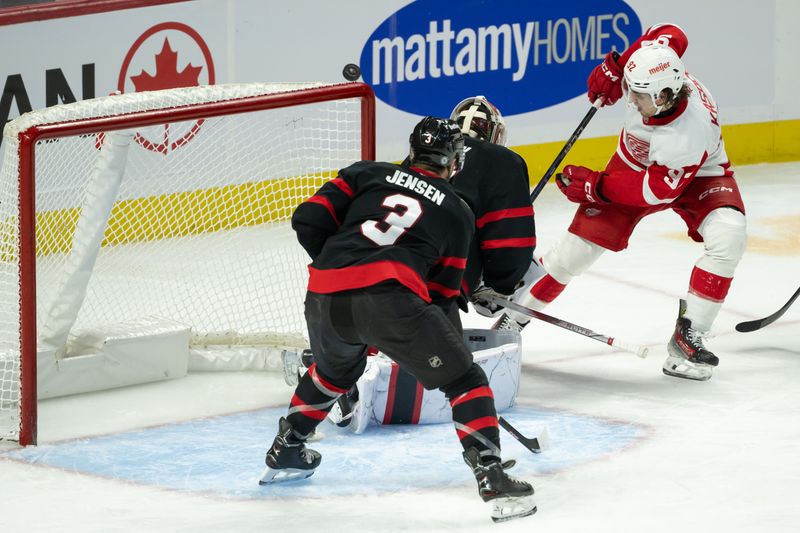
[292,160,475,305]
[454,137,536,295]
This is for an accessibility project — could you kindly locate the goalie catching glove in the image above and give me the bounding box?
[471,285,513,318]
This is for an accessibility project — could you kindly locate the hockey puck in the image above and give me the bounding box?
[342,63,361,81]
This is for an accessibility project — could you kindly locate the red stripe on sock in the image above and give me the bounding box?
[455,416,500,440]
[411,381,424,424]
[290,394,329,421]
[449,386,494,408]
[308,364,350,395]
[382,363,399,425]
[529,274,566,303]
[689,266,733,303]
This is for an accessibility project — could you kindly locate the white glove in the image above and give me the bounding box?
[470,285,512,318]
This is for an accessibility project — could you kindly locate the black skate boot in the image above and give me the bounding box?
[259,417,321,484]
[463,448,536,522]
[662,299,719,381]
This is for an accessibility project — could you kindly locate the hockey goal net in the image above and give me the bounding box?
[0,82,375,445]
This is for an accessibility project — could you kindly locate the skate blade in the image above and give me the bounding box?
[258,465,316,485]
[489,495,537,523]
[662,357,713,381]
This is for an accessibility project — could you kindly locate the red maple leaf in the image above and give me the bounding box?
[130,37,203,92]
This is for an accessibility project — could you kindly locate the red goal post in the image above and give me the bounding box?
[0,82,375,445]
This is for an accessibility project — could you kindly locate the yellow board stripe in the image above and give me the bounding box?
[35,173,333,256]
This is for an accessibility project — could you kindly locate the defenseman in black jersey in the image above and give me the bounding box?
[447,96,539,318]
[260,117,536,523]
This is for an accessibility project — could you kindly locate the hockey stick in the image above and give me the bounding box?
[529,99,603,203]
[485,294,649,358]
[735,286,800,333]
[499,416,549,454]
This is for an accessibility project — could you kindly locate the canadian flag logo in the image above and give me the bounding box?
[117,22,216,154]
[130,38,203,91]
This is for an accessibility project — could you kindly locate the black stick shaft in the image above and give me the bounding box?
[735,286,800,332]
[529,99,602,203]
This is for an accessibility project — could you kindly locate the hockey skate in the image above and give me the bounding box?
[259,417,321,484]
[281,348,314,386]
[662,299,720,381]
[327,385,359,428]
[463,448,536,523]
[492,312,527,333]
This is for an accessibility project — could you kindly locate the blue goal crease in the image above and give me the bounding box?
[4,405,647,500]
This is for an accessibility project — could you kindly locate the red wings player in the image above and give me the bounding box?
[497,23,747,381]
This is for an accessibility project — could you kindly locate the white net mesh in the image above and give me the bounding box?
[0,82,370,442]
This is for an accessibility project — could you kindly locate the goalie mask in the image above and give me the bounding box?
[408,117,466,177]
[623,44,685,115]
[450,95,507,146]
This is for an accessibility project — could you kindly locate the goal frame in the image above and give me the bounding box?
[13,82,375,445]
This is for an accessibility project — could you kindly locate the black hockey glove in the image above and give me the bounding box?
[470,285,512,318]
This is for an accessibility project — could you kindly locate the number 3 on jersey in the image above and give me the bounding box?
[362,193,423,246]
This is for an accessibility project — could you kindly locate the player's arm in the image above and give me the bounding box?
[588,23,688,106]
[427,200,474,307]
[600,156,706,206]
[291,169,357,259]
[619,23,688,64]
[556,154,707,207]
[476,155,536,295]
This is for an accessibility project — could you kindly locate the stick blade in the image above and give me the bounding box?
[535,426,550,452]
[735,319,768,333]
[498,416,547,454]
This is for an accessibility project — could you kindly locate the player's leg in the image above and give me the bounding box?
[440,363,536,522]
[260,292,368,483]
[496,153,654,331]
[664,183,747,380]
[353,288,535,521]
[494,230,608,331]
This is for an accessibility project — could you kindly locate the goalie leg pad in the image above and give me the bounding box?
[366,329,522,428]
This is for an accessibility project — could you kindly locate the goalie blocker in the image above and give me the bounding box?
[284,328,522,433]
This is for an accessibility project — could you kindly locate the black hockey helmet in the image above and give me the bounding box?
[450,95,507,146]
[408,116,465,175]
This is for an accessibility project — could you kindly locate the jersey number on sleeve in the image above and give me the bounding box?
[361,193,423,246]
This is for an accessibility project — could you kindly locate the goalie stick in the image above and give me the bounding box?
[485,294,650,358]
[499,416,549,454]
[735,286,800,333]
[529,99,603,203]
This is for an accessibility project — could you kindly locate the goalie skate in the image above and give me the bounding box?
[463,448,536,523]
[327,386,358,428]
[259,417,321,485]
[492,312,527,333]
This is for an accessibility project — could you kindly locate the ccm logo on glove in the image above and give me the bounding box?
[587,51,623,106]
[556,165,608,204]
